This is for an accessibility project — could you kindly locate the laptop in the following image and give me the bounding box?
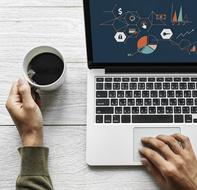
[83,0,197,165]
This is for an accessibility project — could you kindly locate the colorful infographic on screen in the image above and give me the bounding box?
[89,0,197,63]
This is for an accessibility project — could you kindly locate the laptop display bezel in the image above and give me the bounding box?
[83,0,197,72]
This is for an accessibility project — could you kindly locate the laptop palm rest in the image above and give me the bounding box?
[133,127,181,163]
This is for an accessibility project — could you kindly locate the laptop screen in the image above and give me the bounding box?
[88,0,197,64]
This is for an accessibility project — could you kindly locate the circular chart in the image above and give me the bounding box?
[137,35,158,54]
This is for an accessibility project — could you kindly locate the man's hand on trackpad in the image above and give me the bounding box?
[139,134,197,190]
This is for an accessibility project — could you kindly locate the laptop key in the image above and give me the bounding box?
[109,91,116,98]
[136,99,143,106]
[117,91,124,98]
[130,83,137,90]
[153,99,160,106]
[170,99,177,105]
[182,78,190,82]
[139,78,147,82]
[167,91,175,97]
[144,99,152,106]
[96,83,103,90]
[140,107,148,114]
[176,91,183,97]
[174,107,181,114]
[115,107,122,114]
[193,91,197,97]
[105,78,112,82]
[114,78,121,82]
[180,83,187,89]
[174,115,184,123]
[132,107,139,114]
[146,83,154,90]
[121,115,131,123]
[148,78,155,82]
[132,115,173,123]
[159,91,166,97]
[188,83,195,89]
[184,91,191,97]
[104,115,111,123]
[96,107,113,114]
[157,78,164,82]
[191,107,197,113]
[182,107,190,114]
[138,83,145,90]
[149,107,156,114]
[96,115,103,123]
[157,107,164,114]
[96,91,107,98]
[142,91,149,98]
[113,83,120,90]
[165,78,173,82]
[113,115,120,123]
[155,83,162,89]
[128,99,135,106]
[151,91,158,97]
[174,78,181,82]
[161,99,168,105]
[185,115,192,123]
[134,91,141,98]
[111,99,118,106]
[96,99,109,106]
[191,78,197,82]
[178,99,185,105]
[163,83,170,89]
[121,83,128,90]
[131,78,138,82]
[105,83,112,90]
[122,78,129,82]
[96,78,104,82]
[186,99,193,105]
[123,107,131,114]
[119,99,126,106]
[125,91,133,98]
[171,83,178,89]
[166,107,173,114]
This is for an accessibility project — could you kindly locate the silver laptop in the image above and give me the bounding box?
[83,0,197,165]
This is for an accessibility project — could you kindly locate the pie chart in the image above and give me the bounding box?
[137,35,158,54]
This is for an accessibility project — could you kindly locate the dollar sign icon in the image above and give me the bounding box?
[118,8,122,15]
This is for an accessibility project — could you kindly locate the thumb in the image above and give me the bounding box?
[18,78,35,108]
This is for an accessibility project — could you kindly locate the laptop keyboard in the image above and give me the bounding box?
[95,77,197,124]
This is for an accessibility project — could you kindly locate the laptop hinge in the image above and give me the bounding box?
[105,66,197,74]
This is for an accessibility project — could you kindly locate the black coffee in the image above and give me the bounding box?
[28,53,64,85]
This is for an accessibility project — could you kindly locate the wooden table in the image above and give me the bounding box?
[0,1,160,189]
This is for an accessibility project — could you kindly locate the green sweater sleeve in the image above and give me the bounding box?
[16,147,54,190]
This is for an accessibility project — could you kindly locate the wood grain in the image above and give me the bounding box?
[0,0,82,7]
[0,125,159,190]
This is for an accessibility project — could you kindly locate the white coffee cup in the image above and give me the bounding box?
[23,46,65,91]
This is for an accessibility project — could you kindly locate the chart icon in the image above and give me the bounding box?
[137,35,158,54]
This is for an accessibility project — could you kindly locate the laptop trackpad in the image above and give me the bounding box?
[133,127,181,163]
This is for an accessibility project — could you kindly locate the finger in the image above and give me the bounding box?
[173,133,193,150]
[141,137,175,160]
[141,158,165,187]
[8,81,18,97]
[139,147,168,169]
[157,135,183,155]
[18,78,35,108]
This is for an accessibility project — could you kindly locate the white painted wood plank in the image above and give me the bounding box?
[0,125,159,190]
[0,63,87,125]
[0,8,87,63]
[0,0,82,7]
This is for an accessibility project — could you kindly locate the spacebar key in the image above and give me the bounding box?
[132,115,173,123]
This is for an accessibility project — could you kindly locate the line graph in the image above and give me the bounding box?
[176,29,195,39]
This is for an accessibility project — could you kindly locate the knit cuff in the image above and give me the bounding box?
[18,147,49,176]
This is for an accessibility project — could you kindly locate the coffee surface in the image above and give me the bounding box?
[28,53,64,85]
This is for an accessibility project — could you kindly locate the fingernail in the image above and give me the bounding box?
[141,158,148,165]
